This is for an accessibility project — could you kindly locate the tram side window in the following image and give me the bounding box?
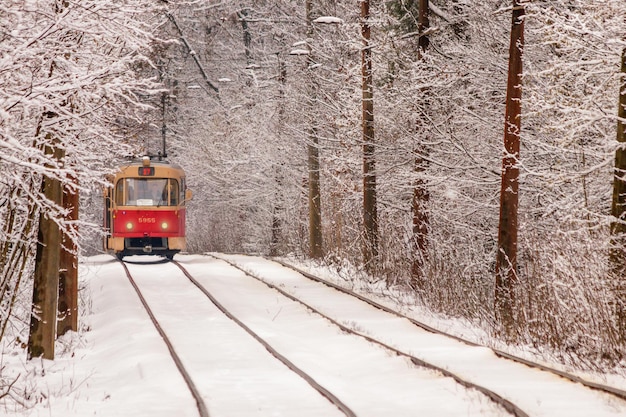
[169,180,179,205]
[125,178,137,205]
[115,180,124,206]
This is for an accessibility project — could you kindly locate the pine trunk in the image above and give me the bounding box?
[495,1,525,337]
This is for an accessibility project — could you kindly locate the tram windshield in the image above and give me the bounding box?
[115,178,180,206]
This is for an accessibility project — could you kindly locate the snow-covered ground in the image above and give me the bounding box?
[1,253,626,416]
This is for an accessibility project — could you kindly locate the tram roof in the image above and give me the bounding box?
[114,157,185,178]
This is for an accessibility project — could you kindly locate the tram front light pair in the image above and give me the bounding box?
[124,221,167,231]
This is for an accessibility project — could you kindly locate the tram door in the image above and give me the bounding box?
[103,186,112,250]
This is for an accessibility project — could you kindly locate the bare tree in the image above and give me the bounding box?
[361,0,379,270]
[610,47,626,337]
[411,0,431,285]
[495,0,525,337]
[0,0,163,359]
[58,175,79,336]
[28,125,64,360]
[306,0,324,259]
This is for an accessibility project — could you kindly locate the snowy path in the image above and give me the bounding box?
[9,254,626,417]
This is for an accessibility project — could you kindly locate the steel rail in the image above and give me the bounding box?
[268,257,626,402]
[118,260,210,417]
[171,260,357,417]
[210,254,528,417]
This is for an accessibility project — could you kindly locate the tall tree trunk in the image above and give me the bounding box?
[411,0,431,286]
[306,0,323,259]
[57,176,78,336]
[361,0,378,270]
[28,3,70,358]
[610,47,626,338]
[495,0,525,338]
[270,56,287,257]
[28,116,64,360]
[308,131,323,259]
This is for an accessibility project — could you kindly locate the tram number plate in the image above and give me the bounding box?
[138,167,155,176]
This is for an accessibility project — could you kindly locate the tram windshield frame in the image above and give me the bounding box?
[115,178,181,207]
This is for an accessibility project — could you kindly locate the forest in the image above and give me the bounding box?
[0,0,625,387]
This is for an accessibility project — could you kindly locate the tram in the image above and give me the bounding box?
[103,156,192,260]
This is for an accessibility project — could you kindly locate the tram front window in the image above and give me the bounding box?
[119,178,179,206]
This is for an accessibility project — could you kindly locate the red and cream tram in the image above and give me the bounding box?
[104,156,192,260]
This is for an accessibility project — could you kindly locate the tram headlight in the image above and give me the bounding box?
[126,222,134,231]
[161,222,169,230]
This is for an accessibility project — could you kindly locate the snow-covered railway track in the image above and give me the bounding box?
[174,255,514,417]
[118,259,352,417]
[209,253,626,417]
[118,260,210,417]
[170,260,357,417]
[267,258,626,403]
[203,255,525,417]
